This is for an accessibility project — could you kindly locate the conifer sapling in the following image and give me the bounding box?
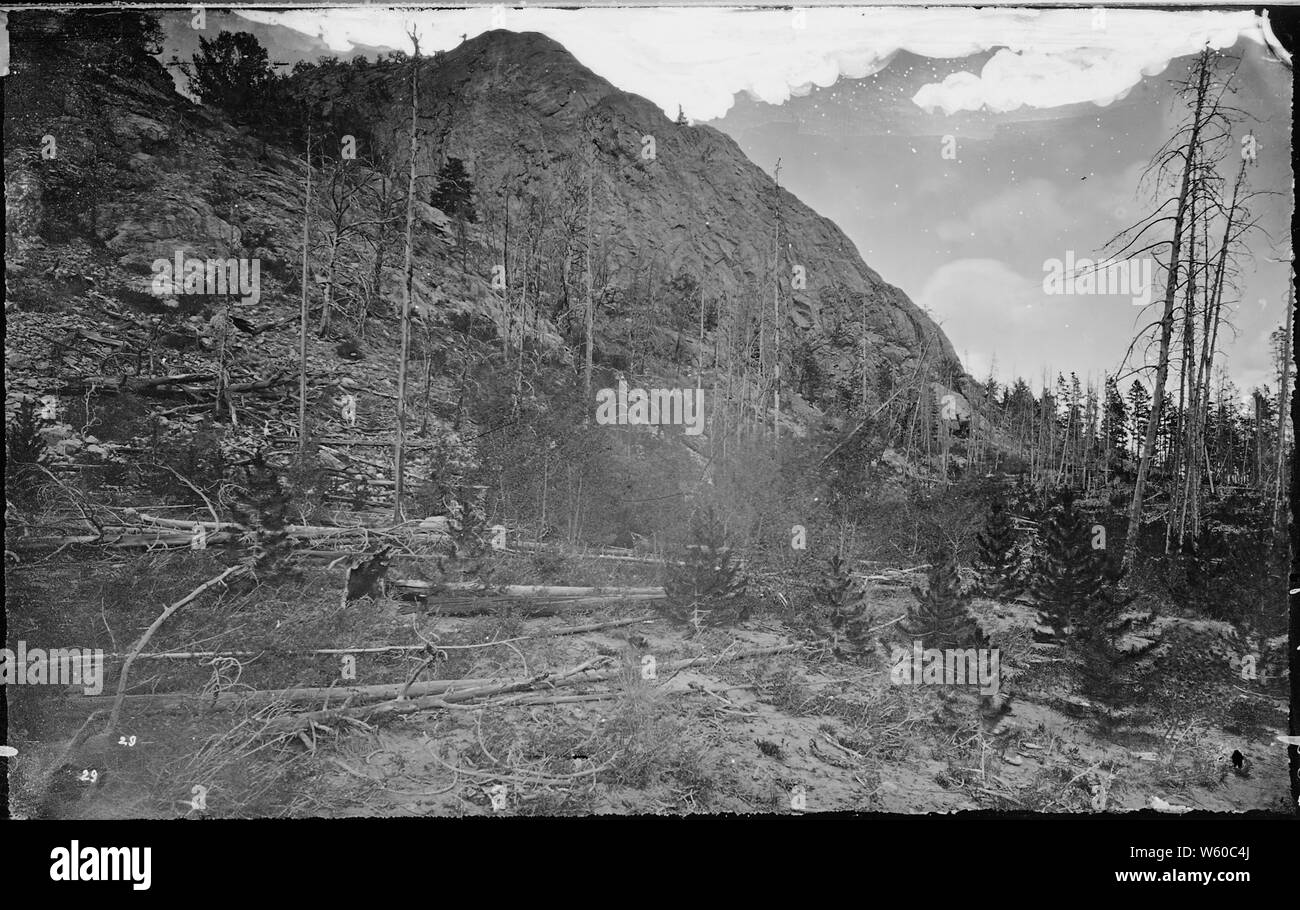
[663,506,748,630]
[974,496,1025,600]
[902,547,983,650]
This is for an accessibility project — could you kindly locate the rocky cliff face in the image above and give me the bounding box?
[5,13,964,461]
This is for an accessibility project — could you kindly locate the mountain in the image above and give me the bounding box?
[291,29,964,395]
[4,11,967,488]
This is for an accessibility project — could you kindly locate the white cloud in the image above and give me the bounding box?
[911,9,1261,115]
[234,7,1263,122]
[916,259,1048,382]
[932,167,1150,265]
[917,258,1149,386]
[935,179,1075,249]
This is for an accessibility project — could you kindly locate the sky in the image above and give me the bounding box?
[224,6,1293,398]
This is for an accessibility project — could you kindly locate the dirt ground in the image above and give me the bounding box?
[9,561,1290,818]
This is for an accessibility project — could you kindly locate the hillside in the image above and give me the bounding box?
[4,13,965,459]
[4,11,480,497]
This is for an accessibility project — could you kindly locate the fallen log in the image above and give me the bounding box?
[135,513,446,539]
[271,436,445,448]
[54,372,289,397]
[506,542,679,566]
[853,566,928,583]
[441,583,663,597]
[260,643,802,736]
[397,584,667,616]
[69,642,801,722]
[70,676,504,712]
[72,615,665,709]
[11,515,453,551]
[226,371,291,393]
[407,599,657,617]
[103,615,658,661]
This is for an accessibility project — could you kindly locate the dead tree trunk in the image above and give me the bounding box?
[394,34,421,523]
[1121,52,1216,576]
[298,121,313,454]
[1273,281,1292,532]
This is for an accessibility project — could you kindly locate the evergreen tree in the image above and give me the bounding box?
[1028,489,1122,637]
[902,547,983,650]
[974,496,1025,600]
[1071,581,1156,719]
[185,31,275,122]
[1028,490,1154,717]
[1155,389,1178,471]
[1083,380,1100,469]
[1071,614,1156,722]
[1006,378,1034,413]
[663,506,748,631]
[5,398,50,509]
[1103,375,1128,460]
[814,553,872,656]
[230,451,298,581]
[445,484,488,558]
[1053,373,1070,434]
[1127,380,1150,459]
[430,157,477,222]
[1067,372,1083,439]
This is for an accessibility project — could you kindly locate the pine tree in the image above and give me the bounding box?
[814,553,872,656]
[1127,380,1150,460]
[902,548,982,650]
[446,484,488,558]
[1029,489,1138,641]
[430,157,477,222]
[1067,373,1083,438]
[185,31,275,122]
[1027,490,1154,717]
[1104,376,1128,459]
[6,397,50,508]
[1029,488,1109,637]
[231,451,298,581]
[1053,373,1069,434]
[663,506,748,631]
[1155,389,1178,472]
[1072,606,1157,720]
[974,496,1025,600]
